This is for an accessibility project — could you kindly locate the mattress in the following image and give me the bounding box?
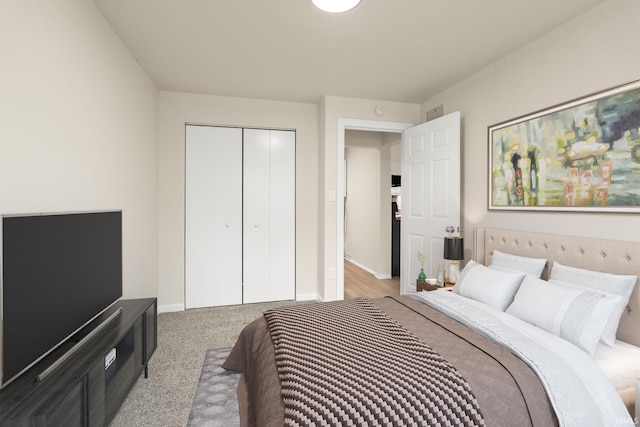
[594,340,640,391]
[594,340,640,417]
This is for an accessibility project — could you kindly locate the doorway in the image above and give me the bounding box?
[343,130,401,299]
[337,119,414,301]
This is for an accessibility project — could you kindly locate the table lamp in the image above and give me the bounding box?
[444,237,464,284]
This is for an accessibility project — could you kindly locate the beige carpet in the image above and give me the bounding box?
[109,300,300,427]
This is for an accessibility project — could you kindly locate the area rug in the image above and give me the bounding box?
[187,347,240,427]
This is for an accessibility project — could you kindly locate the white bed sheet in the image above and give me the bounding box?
[409,289,635,427]
[594,340,640,391]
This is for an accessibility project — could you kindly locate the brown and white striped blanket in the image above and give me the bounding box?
[223,295,557,427]
[264,298,484,426]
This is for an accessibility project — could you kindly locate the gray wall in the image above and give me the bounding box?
[0,1,159,299]
[421,0,640,255]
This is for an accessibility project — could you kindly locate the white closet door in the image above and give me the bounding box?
[243,129,295,303]
[185,125,243,308]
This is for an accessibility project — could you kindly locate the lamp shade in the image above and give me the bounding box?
[444,237,463,261]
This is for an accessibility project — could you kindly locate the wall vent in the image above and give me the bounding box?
[425,104,444,122]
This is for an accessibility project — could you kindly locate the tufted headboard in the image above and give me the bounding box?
[474,228,640,347]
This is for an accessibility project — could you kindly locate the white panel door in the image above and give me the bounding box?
[185,125,243,308]
[268,130,296,300]
[401,112,460,294]
[243,129,295,303]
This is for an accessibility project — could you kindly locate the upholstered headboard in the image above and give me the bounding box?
[474,228,640,347]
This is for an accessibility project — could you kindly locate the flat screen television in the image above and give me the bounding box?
[0,210,122,389]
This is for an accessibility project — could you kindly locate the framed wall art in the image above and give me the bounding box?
[489,79,640,213]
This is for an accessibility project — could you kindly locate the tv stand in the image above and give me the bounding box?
[0,298,157,427]
[37,307,123,383]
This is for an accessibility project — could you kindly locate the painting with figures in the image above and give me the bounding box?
[489,80,640,213]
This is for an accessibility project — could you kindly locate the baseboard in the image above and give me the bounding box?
[158,303,184,313]
[296,293,321,302]
[345,257,388,280]
[158,297,321,313]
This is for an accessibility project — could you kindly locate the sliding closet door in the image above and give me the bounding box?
[185,125,243,308]
[243,129,295,303]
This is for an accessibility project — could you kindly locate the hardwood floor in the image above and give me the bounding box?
[343,259,400,299]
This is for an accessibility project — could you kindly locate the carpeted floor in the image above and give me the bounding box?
[108,300,299,427]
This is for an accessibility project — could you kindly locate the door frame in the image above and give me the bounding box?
[337,118,414,301]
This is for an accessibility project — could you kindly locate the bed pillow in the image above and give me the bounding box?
[452,260,525,311]
[506,276,620,356]
[489,250,547,278]
[549,262,637,347]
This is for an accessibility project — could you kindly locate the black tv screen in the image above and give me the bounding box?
[1,211,122,387]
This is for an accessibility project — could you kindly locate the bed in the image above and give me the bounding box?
[223,228,640,426]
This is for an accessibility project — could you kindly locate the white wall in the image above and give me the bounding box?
[6,1,632,308]
[158,91,319,310]
[0,1,159,299]
[390,143,401,175]
[344,146,381,271]
[422,0,640,256]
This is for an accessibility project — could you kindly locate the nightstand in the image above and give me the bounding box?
[416,279,439,292]
[416,280,455,292]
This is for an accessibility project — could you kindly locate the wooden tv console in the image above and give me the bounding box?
[0,298,157,427]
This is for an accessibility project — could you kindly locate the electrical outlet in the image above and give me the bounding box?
[328,267,335,279]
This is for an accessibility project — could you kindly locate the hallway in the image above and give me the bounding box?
[343,259,400,300]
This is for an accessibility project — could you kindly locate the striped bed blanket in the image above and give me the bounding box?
[264,298,485,426]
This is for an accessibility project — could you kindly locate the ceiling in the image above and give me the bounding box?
[93,0,606,104]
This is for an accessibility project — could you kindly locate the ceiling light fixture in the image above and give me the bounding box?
[311,0,361,13]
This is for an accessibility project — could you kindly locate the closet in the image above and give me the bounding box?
[185,125,295,308]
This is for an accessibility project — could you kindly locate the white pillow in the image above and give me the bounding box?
[452,260,525,311]
[489,250,547,278]
[549,262,637,347]
[506,276,620,355]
